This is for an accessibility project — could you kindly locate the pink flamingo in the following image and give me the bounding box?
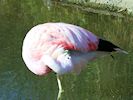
[22,22,127,99]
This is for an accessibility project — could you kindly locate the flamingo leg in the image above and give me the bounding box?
[57,74,64,100]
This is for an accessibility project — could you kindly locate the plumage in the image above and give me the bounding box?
[22,22,125,75]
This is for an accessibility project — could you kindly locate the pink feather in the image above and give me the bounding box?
[22,23,99,75]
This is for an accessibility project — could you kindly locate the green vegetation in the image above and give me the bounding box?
[55,0,133,16]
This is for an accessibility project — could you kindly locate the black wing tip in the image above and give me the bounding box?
[97,39,120,52]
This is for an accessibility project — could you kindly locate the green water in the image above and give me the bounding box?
[0,0,133,100]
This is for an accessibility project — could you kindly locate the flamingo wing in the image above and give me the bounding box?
[54,23,99,52]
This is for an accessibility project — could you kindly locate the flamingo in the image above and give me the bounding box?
[22,22,127,100]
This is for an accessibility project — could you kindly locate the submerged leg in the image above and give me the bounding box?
[57,74,64,100]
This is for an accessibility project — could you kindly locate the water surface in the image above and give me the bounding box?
[0,0,133,100]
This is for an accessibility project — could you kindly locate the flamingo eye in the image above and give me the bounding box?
[65,55,71,60]
[67,56,70,59]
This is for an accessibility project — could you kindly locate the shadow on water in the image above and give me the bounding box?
[0,0,133,100]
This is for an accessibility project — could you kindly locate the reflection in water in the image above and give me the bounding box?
[0,0,133,100]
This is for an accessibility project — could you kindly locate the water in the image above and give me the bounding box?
[0,0,133,100]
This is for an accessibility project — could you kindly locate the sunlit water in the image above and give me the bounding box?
[0,0,133,100]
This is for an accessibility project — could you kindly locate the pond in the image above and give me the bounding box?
[0,0,133,100]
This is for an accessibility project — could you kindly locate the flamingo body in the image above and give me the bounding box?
[22,22,121,75]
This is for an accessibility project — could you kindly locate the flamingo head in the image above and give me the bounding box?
[41,50,74,75]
